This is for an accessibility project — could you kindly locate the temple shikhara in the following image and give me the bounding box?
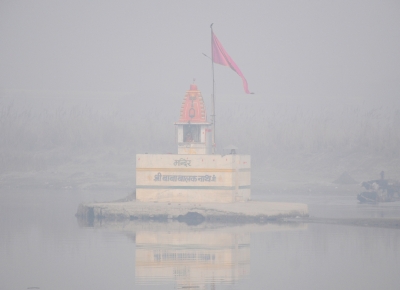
[176,84,212,155]
[136,84,251,203]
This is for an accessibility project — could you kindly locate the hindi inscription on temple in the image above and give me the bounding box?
[154,172,216,182]
[173,158,191,167]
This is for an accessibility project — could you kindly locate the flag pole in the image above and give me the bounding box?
[210,23,216,154]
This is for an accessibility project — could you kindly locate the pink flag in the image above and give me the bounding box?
[212,31,251,94]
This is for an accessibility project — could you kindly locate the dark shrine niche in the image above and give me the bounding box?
[183,125,200,143]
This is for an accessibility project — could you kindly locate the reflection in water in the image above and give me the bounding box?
[105,222,305,289]
[77,216,307,288]
[135,229,250,288]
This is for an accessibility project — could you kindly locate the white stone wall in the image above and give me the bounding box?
[177,143,208,155]
[136,154,251,203]
[177,126,183,143]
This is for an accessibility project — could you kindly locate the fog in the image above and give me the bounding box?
[2,2,400,289]
[1,1,400,181]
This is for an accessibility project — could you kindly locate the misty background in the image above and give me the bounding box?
[1,0,400,189]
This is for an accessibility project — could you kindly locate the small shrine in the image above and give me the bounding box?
[136,84,251,203]
[175,83,212,155]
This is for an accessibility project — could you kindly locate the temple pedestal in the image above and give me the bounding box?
[136,154,250,203]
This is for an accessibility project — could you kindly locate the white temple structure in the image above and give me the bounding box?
[136,84,251,203]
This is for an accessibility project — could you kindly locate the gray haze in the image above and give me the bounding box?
[2,2,400,289]
[2,0,400,98]
[1,0,400,179]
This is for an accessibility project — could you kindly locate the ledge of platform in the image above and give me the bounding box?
[76,200,308,224]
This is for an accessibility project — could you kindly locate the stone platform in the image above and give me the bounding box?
[136,154,251,203]
[76,200,308,224]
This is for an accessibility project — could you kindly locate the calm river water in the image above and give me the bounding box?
[1,189,400,290]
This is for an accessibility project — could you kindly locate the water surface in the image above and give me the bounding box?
[1,189,400,289]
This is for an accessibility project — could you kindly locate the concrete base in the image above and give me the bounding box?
[76,200,308,224]
[136,154,251,203]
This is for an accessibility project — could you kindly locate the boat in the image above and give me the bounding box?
[357,174,400,203]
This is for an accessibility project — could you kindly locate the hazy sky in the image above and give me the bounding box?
[1,0,400,102]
